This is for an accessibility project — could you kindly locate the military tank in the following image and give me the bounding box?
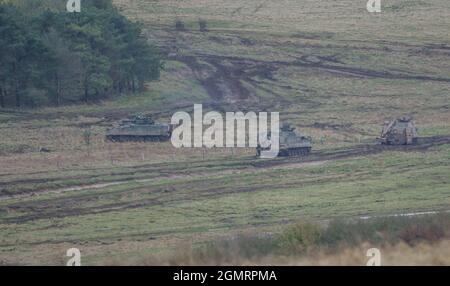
[379,117,418,145]
[106,115,172,142]
[257,123,312,157]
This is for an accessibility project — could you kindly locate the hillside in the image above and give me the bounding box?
[0,0,449,265]
[112,0,450,136]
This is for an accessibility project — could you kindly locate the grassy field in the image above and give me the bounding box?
[0,0,449,265]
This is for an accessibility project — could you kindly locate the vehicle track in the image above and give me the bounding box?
[252,135,450,168]
[1,135,449,202]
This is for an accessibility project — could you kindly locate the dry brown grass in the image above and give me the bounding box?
[259,240,450,266]
[0,119,255,176]
[111,239,450,266]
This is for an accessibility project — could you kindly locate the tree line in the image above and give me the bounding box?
[0,0,162,108]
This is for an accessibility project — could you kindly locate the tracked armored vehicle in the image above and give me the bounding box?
[379,117,418,145]
[257,123,312,157]
[106,115,172,142]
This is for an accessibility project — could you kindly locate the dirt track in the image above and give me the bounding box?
[169,50,450,107]
[1,134,449,204]
[252,135,450,168]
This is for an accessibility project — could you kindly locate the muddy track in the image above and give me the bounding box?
[196,53,450,83]
[252,135,450,169]
[1,164,375,224]
[1,152,445,224]
[0,135,450,208]
[170,48,450,109]
[174,55,271,103]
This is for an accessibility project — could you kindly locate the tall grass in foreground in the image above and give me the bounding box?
[129,213,450,265]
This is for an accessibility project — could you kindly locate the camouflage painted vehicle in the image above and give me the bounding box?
[106,115,172,142]
[379,117,418,145]
[257,123,312,157]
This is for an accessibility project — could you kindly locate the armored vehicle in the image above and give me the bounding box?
[106,115,172,142]
[257,123,312,157]
[379,117,418,145]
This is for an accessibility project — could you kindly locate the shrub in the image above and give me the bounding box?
[278,222,322,253]
[196,234,279,264]
[198,19,208,32]
[398,215,448,245]
[175,20,186,31]
[322,213,450,248]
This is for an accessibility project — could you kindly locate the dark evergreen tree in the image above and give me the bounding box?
[0,0,162,108]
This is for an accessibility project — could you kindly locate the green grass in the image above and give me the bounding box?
[0,0,449,265]
[1,145,449,264]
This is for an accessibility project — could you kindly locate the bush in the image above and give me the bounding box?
[175,20,186,31]
[193,214,450,262]
[278,222,321,253]
[136,213,450,265]
[196,234,279,264]
[321,214,450,248]
[198,19,208,32]
[397,215,448,245]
